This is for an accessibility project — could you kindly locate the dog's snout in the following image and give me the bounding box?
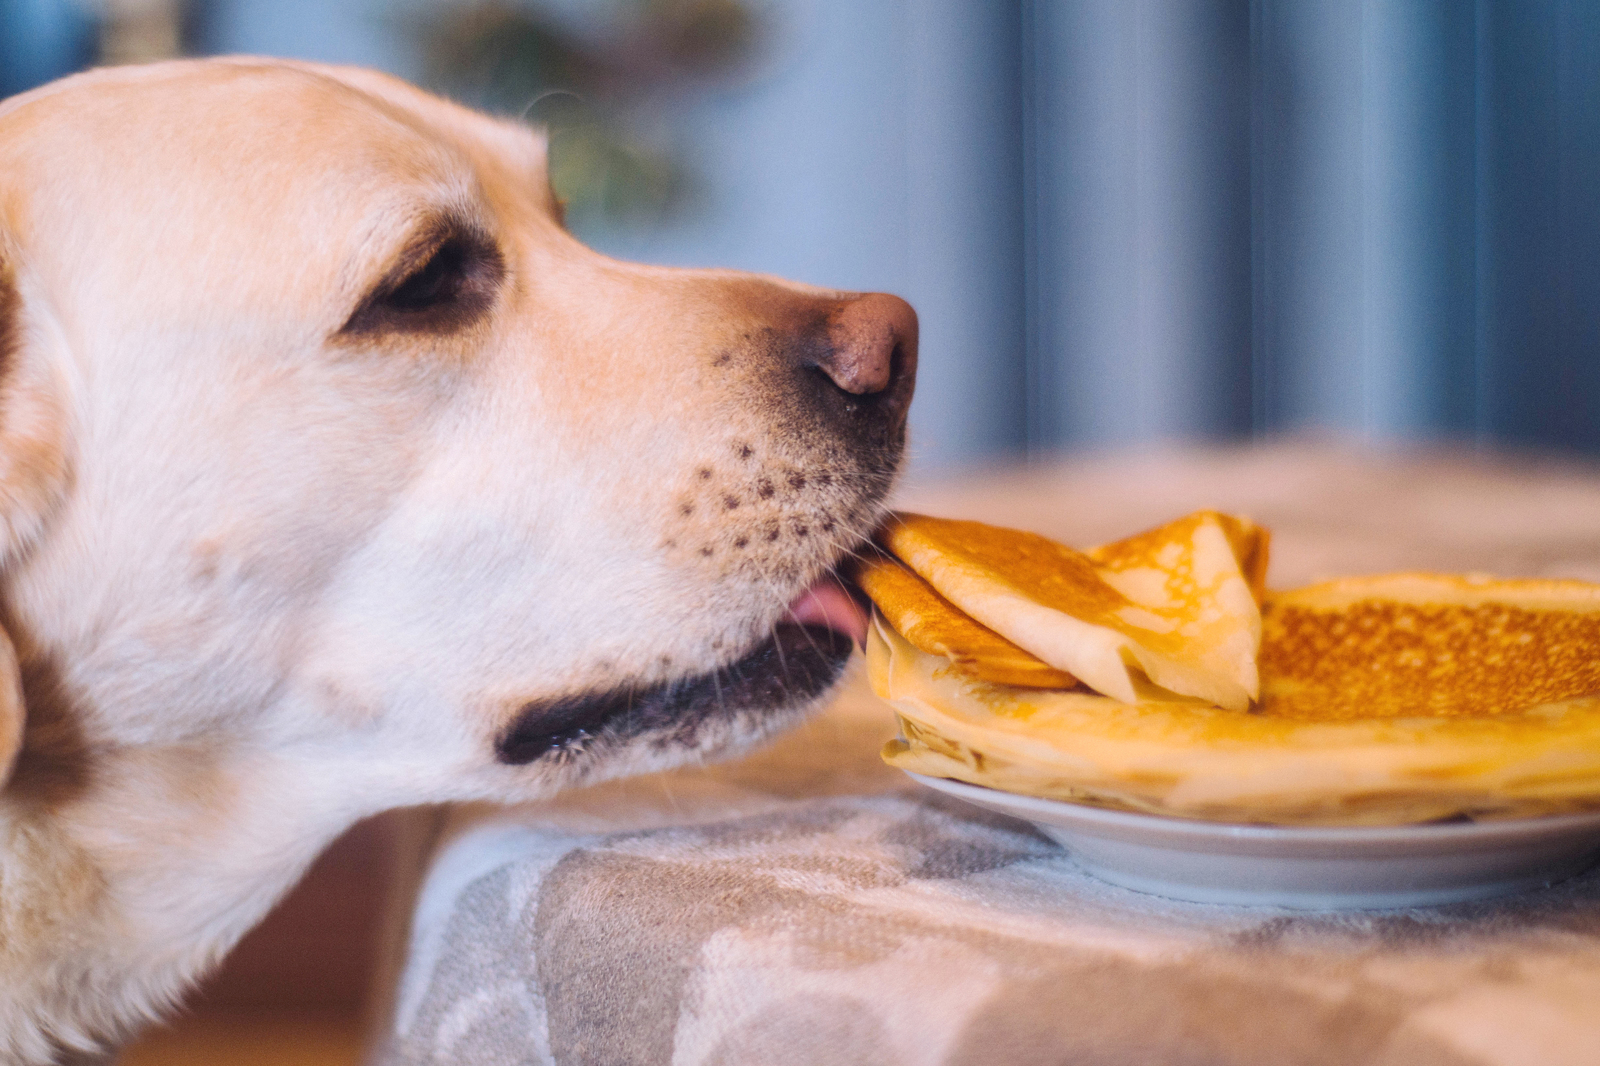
[820,294,918,397]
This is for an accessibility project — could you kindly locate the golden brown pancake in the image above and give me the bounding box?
[1260,573,1600,720]
[849,551,1078,689]
[1088,511,1270,606]
[877,511,1263,709]
[872,572,1600,825]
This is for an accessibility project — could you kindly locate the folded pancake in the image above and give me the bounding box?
[872,573,1600,825]
[877,511,1264,709]
[850,551,1078,689]
[1088,510,1271,607]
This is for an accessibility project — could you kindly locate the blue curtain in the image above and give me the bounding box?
[1027,0,1252,448]
[0,0,96,99]
[1028,0,1600,455]
[1477,0,1600,450]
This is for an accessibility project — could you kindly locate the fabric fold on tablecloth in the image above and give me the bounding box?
[380,779,1600,1066]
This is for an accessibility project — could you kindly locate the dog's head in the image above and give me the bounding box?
[0,58,915,812]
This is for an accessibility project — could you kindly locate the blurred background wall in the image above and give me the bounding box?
[3,0,1599,474]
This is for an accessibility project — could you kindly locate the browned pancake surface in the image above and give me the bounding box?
[1261,597,1600,720]
[881,516,1129,619]
[850,553,1078,689]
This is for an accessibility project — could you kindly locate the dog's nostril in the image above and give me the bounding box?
[817,293,920,397]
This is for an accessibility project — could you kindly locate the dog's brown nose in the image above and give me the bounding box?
[768,289,918,449]
[821,293,919,397]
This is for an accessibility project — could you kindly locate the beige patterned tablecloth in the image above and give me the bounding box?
[376,444,1600,1066]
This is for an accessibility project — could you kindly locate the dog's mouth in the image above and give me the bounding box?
[494,571,871,767]
[780,574,870,648]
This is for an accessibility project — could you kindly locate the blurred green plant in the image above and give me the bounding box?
[418,0,759,230]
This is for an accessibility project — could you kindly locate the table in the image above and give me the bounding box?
[376,444,1600,1066]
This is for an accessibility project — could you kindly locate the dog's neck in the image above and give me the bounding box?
[0,724,372,1063]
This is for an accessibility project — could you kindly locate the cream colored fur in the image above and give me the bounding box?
[0,58,907,1062]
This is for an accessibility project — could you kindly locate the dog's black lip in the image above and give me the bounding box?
[494,622,854,766]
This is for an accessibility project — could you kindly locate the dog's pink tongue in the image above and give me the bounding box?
[784,576,870,649]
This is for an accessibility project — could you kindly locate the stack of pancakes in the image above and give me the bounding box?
[855,512,1600,825]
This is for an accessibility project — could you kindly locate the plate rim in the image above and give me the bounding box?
[904,770,1600,844]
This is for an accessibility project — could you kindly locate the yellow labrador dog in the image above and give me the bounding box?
[0,57,915,1062]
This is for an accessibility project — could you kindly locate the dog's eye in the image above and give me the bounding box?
[341,228,505,337]
[386,239,471,311]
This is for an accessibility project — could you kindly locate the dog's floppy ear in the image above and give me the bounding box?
[0,246,70,787]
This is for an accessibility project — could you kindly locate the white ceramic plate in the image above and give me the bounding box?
[906,772,1600,909]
